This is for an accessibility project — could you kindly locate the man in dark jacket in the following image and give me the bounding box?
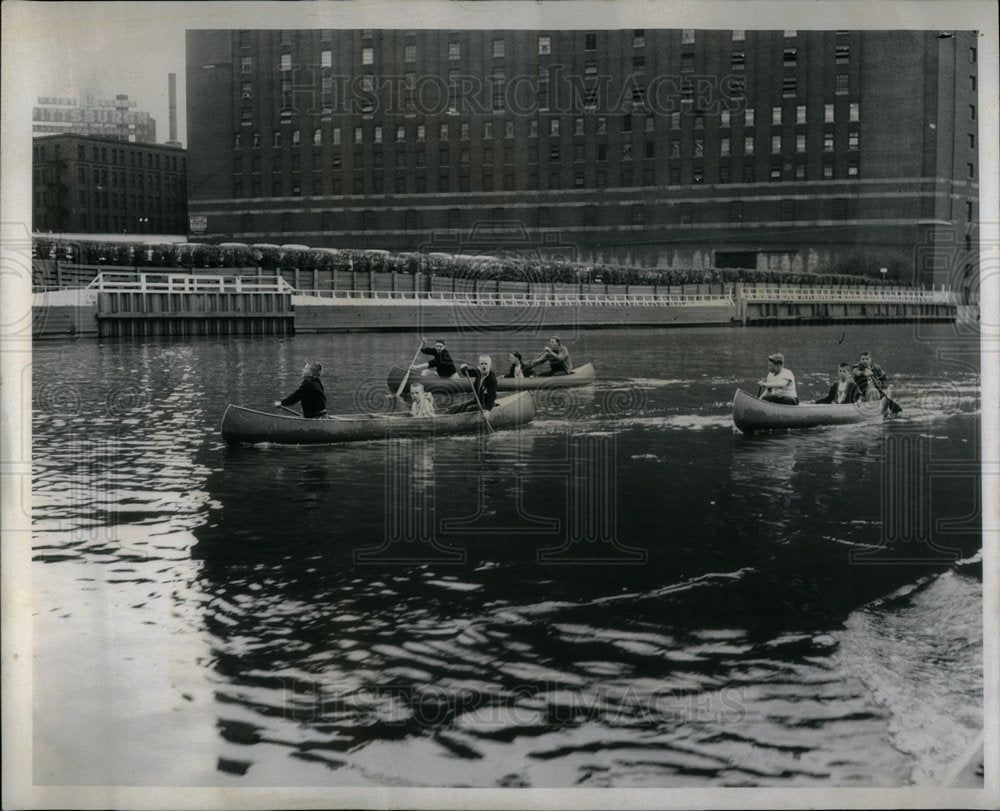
[275,361,327,417]
[851,351,888,400]
[411,338,458,378]
[815,362,861,404]
[452,355,498,413]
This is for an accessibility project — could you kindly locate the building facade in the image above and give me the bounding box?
[186,29,979,285]
[33,94,157,143]
[32,134,188,235]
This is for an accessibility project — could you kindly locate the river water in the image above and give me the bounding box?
[31,322,983,788]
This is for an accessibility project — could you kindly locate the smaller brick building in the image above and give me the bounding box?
[32,133,188,236]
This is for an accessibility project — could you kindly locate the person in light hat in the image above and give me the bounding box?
[757,352,798,405]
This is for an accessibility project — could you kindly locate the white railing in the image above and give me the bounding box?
[87,272,294,294]
[743,285,958,305]
[294,289,735,307]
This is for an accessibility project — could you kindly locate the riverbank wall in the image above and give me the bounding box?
[30,264,958,338]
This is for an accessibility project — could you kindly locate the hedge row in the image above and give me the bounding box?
[33,238,889,288]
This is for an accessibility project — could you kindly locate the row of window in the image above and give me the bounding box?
[233,103,862,150]
[37,143,185,171]
[230,158,867,199]
[67,213,183,233]
[72,191,182,212]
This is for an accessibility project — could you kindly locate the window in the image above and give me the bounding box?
[598,117,607,134]
[681,53,695,73]
[784,30,796,37]
[794,105,805,124]
[721,110,731,128]
[354,126,363,144]
[781,199,795,219]
[440,123,448,140]
[280,53,291,71]
[241,56,252,73]
[449,42,460,60]
[796,134,806,153]
[670,166,680,184]
[795,163,806,179]
[825,103,834,123]
[493,39,505,58]
[374,126,382,144]
[729,200,743,221]
[721,137,730,156]
[770,164,782,180]
[598,143,608,161]
[744,135,754,155]
[241,107,252,123]
[680,203,692,224]
[745,108,755,127]
[969,104,976,120]
[538,36,550,55]
[694,139,703,157]
[772,107,781,125]
[733,29,745,41]
[731,51,745,69]
[850,102,859,122]
[970,46,977,63]
[632,204,645,224]
[585,32,597,50]
[506,120,514,139]
[621,143,631,160]
[405,44,416,62]
[417,124,425,142]
[313,129,322,145]
[969,133,975,149]
[252,132,261,148]
[633,30,645,48]
[967,162,975,179]
[835,44,850,65]
[292,129,300,145]
[823,162,834,178]
[273,131,282,148]
[484,121,493,138]
[633,55,645,73]
[575,144,585,161]
[550,118,559,136]
[576,117,586,135]
[782,77,796,97]
[836,73,849,94]
[318,48,331,69]
[784,48,797,66]
[682,29,695,44]
[241,82,252,100]
[771,134,781,153]
[332,127,341,146]
[967,201,974,221]
[849,160,859,177]
[848,131,858,150]
[824,132,834,151]
[670,140,680,158]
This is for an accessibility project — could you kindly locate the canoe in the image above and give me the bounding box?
[222,391,534,445]
[387,362,596,395]
[732,388,889,433]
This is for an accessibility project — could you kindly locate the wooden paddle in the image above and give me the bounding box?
[277,404,300,416]
[394,340,427,399]
[870,377,902,414]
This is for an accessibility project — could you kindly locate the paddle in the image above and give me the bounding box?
[277,404,300,416]
[394,340,427,399]
[869,377,902,414]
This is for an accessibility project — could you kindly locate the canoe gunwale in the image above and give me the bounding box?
[732,388,889,433]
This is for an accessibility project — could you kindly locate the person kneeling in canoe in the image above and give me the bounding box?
[410,337,459,379]
[450,355,498,414]
[757,353,799,405]
[409,382,436,418]
[274,361,327,418]
[528,336,572,376]
[815,362,861,404]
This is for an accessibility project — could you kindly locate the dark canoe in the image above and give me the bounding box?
[221,391,534,445]
[732,388,889,433]
[387,362,596,395]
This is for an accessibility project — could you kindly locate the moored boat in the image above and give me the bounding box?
[732,388,889,433]
[222,391,534,445]
[387,362,596,395]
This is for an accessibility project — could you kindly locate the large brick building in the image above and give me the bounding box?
[32,133,188,235]
[185,29,979,284]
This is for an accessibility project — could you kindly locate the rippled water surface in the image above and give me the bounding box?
[31,323,983,787]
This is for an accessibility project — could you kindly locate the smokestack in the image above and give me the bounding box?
[165,73,181,146]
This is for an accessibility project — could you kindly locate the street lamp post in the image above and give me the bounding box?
[880,267,888,286]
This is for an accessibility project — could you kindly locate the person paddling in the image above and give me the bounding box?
[451,355,498,413]
[528,336,572,376]
[410,338,459,379]
[851,351,888,401]
[815,362,861,404]
[275,361,327,418]
[504,351,533,379]
[757,352,798,405]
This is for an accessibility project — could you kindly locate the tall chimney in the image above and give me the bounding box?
[165,73,181,146]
